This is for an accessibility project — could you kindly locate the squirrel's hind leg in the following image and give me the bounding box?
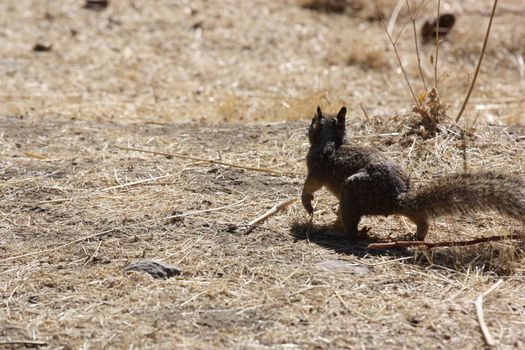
[402,211,430,240]
[339,206,364,237]
[339,171,371,238]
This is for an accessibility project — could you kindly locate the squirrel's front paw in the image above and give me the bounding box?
[301,193,314,215]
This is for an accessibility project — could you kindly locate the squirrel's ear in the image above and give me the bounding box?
[309,107,322,140]
[336,106,346,128]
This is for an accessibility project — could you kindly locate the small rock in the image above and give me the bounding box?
[124,261,182,280]
[408,315,425,327]
[33,42,52,52]
[84,0,109,11]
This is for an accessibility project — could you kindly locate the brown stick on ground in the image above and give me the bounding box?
[116,146,303,177]
[368,234,523,250]
[244,198,298,234]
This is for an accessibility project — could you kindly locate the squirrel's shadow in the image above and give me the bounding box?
[289,221,411,259]
[290,221,522,274]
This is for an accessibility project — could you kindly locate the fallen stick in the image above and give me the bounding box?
[244,198,298,234]
[368,234,522,250]
[102,174,170,191]
[116,146,303,177]
[0,229,114,263]
[475,279,505,347]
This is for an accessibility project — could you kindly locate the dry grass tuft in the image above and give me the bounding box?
[217,95,251,122]
[254,91,335,121]
[325,27,392,70]
[346,41,392,70]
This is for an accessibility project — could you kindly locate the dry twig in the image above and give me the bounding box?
[475,279,505,347]
[116,146,303,177]
[359,103,370,121]
[368,234,523,250]
[102,174,170,191]
[456,0,498,122]
[244,197,298,234]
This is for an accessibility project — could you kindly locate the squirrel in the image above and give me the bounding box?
[301,106,525,240]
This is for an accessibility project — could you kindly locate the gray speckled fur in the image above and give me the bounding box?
[302,106,525,240]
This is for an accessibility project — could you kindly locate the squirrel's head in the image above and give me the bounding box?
[308,106,347,146]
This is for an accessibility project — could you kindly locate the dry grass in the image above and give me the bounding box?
[1,113,524,348]
[1,0,525,348]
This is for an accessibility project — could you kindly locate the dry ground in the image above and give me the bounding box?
[1,0,525,349]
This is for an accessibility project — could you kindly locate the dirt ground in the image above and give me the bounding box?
[1,0,525,349]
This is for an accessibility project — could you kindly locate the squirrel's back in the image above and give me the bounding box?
[307,143,409,198]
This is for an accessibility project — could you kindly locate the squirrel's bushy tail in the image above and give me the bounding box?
[400,172,525,222]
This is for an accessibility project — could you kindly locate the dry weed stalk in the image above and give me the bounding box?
[378,2,419,107]
[456,0,498,122]
[380,0,439,116]
[433,0,440,91]
[475,279,505,347]
[384,0,498,136]
[405,0,428,91]
[389,0,447,137]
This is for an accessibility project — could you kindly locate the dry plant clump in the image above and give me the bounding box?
[409,88,448,138]
[217,95,251,122]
